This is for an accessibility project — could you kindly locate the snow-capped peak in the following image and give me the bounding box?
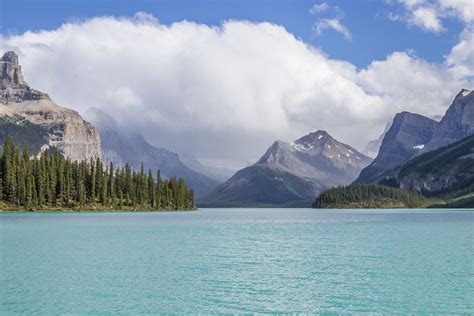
[461,89,471,97]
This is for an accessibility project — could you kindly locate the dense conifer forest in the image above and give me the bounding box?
[313,184,434,208]
[0,136,195,211]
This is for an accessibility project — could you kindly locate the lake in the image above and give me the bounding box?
[1,208,473,313]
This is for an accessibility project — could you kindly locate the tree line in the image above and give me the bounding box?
[0,136,195,210]
[313,184,431,208]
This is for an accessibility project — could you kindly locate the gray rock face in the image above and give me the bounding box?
[422,89,474,152]
[355,89,473,184]
[202,130,372,207]
[355,112,437,183]
[84,107,220,199]
[0,51,101,161]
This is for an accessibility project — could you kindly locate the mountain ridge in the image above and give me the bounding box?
[355,89,473,184]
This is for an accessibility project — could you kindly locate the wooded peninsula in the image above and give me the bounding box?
[0,137,195,211]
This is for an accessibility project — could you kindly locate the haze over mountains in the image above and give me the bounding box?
[0,51,220,198]
[202,131,371,207]
[84,108,220,198]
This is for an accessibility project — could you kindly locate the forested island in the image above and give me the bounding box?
[313,184,436,208]
[0,137,195,211]
[312,184,474,208]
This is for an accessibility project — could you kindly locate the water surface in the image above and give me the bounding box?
[1,209,473,313]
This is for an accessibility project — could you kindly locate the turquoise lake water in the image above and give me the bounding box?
[1,208,473,314]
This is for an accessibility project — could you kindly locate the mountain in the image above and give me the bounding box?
[378,135,474,197]
[315,135,474,209]
[422,89,474,152]
[0,51,101,161]
[355,112,437,183]
[355,89,473,184]
[84,108,220,199]
[201,131,372,207]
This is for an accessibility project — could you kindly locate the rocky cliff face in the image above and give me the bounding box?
[355,112,437,183]
[422,89,474,152]
[202,130,371,207]
[0,51,101,161]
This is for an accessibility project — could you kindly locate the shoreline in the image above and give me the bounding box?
[0,208,198,213]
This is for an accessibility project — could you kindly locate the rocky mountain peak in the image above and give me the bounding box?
[0,51,101,162]
[1,51,48,104]
[354,111,437,183]
[457,88,472,98]
[1,51,26,89]
[422,88,473,152]
[294,130,331,145]
[2,51,19,64]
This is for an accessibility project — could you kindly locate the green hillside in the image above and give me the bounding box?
[0,115,49,154]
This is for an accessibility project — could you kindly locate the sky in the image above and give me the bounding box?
[1,0,473,174]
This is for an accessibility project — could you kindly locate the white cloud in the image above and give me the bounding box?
[439,0,474,23]
[314,18,352,40]
[411,6,445,32]
[309,3,351,40]
[0,14,471,170]
[309,3,330,14]
[391,0,474,33]
[445,27,474,78]
[358,51,466,113]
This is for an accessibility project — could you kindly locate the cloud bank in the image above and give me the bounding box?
[0,13,472,170]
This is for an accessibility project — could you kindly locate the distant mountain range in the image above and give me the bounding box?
[84,108,220,199]
[3,50,472,209]
[201,131,371,207]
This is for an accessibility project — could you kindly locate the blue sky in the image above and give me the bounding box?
[0,0,466,68]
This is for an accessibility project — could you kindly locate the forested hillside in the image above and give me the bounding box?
[0,115,49,154]
[0,137,194,211]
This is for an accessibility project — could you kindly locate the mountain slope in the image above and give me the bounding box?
[1,51,101,161]
[84,108,220,199]
[355,112,437,183]
[202,131,371,207]
[0,114,49,153]
[378,135,474,197]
